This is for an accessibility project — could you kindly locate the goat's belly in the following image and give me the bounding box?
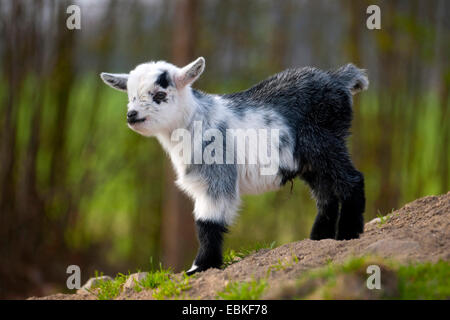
[238,164,282,195]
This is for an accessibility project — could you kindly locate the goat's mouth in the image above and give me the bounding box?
[127,117,146,125]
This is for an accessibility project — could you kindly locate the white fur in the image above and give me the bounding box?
[157,130,240,225]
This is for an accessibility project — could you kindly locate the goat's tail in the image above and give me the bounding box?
[333,63,369,95]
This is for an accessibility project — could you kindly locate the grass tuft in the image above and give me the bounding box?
[397,260,450,299]
[92,271,128,300]
[266,253,300,276]
[217,279,267,300]
[134,264,172,292]
[151,273,192,300]
[272,256,450,300]
[223,241,276,267]
[376,213,390,226]
[91,259,192,300]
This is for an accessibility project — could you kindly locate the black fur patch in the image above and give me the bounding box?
[188,220,228,274]
[155,70,171,89]
[336,172,365,240]
[279,167,297,186]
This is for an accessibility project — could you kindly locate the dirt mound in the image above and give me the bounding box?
[31,192,450,300]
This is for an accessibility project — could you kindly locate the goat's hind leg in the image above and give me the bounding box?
[335,170,365,240]
[303,173,339,240]
[311,195,339,240]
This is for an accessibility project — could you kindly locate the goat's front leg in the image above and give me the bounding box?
[186,219,227,275]
[186,195,239,275]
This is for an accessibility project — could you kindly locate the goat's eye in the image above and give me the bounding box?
[153,91,167,103]
[154,92,166,99]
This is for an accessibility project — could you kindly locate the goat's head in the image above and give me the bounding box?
[100,57,205,136]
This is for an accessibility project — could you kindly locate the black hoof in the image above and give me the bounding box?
[310,229,336,240]
[335,230,362,240]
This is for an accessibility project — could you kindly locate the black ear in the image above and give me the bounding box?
[100,73,129,92]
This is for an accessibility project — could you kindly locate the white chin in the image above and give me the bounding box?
[128,121,154,137]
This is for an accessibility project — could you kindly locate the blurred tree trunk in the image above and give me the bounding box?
[432,0,449,191]
[345,0,364,166]
[160,0,198,272]
[270,0,292,72]
[45,1,76,252]
[372,0,401,213]
[16,0,45,260]
[0,0,23,261]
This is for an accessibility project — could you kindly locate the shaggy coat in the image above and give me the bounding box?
[101,57,368,274]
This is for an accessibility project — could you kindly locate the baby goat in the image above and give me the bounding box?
[100,57,368,275]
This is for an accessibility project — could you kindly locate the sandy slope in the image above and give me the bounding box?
[30,191,450,300]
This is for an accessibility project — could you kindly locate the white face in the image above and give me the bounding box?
[101,57,205,136]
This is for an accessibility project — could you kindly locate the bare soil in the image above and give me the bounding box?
[30,191,450,300]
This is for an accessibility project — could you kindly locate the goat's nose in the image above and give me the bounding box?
[127,110,138,119]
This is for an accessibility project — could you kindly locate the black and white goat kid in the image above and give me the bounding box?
[100,57,369,275]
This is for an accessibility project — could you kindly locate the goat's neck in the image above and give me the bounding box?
[156,87,208,153]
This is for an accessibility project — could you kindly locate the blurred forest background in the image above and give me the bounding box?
[0,0,448,298]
